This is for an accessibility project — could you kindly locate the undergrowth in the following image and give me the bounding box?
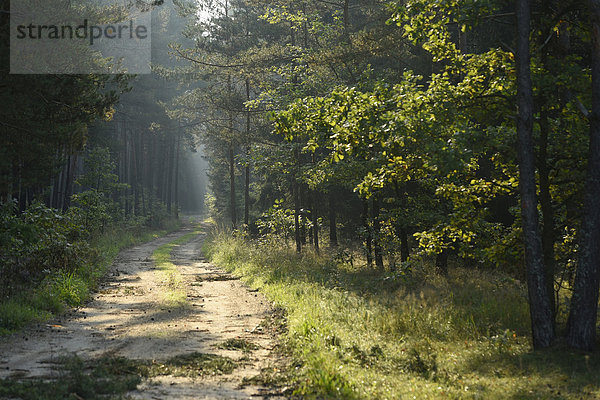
[204,232,600,399]
[0,219,181,336]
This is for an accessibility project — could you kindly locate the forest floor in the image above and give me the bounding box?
[0,221,285,399]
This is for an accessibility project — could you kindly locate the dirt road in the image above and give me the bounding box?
[0,224,284,399]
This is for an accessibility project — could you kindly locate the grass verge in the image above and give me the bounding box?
[0,218,181,336]
[204,232,600,400]
[152,225,203,308]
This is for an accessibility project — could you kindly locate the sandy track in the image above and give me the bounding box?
[0,224,283,399]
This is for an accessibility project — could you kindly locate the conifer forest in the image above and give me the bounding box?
[1,0,600,398]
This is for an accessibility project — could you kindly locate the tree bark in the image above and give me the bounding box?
[343,0,350,41]
[329,189,338,247]
[293,147,302,253]
[372,196,384,269]
[174,131,181,219]
[293,177,302,253]
[400,227,409,263]
[132,132,140,216]
[300,185,307,245]
[516,0,555,349]
[244,79,251,228]
[229,142,237,229]
[166,137,174,215]
[362,200,373,267]
[244,151,250,227]
[567,0,600,351]
[62,154,76,211]
[312,190,320,253]
[538,104,557,322]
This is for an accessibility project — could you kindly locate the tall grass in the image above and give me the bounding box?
[205,232,600,399]
[0,219,181,335]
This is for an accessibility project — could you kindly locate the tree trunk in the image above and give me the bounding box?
[166,137,174,215]
[516,0,555,349]
[244,79,251,228]
[132,132,140,216]
[400,227,409,263]
[63,153,76,211]
[307,193,314,246]
[174,131,181,219]
[362,200,373,267]
[229,142,237,229]
[293,177,302,253]
[128,133,134,216]
[140,132,146,216]
[123,127,129,214]
[312,190,319,253]
[300,185,307,245]
[567,0,600,351]
[372,196,384,269]
[538,105,557,321]
[329,189,338,247]
[56,155,65,211]
[147,135,153,197]
[343,0,350,40]
[244,154,250,227]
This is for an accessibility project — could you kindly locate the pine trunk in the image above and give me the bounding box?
[516,0,555,349]
[567,0,600,351]
[329,189,338,247]
[174,132,181,219]
[245,79,251,228]
[312,190,320,253]
[400,228,409,263]
[372,197,384,269]
[229,143,237,229]
[363,200,373,267]
[538,106,557,321]
[293,177,302,253]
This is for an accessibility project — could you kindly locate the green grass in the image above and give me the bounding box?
[0,219,181,335]
[0,301,52,336]
[204,232,600,400]
[152,225,202,308]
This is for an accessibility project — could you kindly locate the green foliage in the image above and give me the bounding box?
[0,64,130,201]
[69,146,135,235]
[43,270,89,310]
[255,199,296,244]
[70,190,111,235]
[0,201,93,295]
[0,197,180,335]
[76,146,124,194]
[274,67,518,263]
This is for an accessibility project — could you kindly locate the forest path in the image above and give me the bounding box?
[0,222,283,399]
